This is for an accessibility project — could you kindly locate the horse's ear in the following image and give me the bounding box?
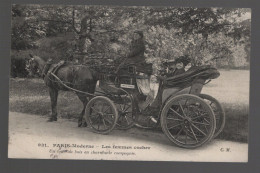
[29,54,33,58]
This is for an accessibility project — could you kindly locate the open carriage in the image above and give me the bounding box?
[84,65,225,149]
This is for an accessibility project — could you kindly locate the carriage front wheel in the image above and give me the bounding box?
[85,96,118,134]
[160,94,216,149]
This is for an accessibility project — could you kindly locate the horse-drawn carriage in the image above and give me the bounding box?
[83,64,225,149]
[28,54,225,149]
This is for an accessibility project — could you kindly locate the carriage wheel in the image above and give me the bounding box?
[161,94,216,148]
[199,94,225,138]
[113,94,135,130]
[85,96,118,134]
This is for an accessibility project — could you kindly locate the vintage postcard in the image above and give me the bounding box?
[8,4,250,162]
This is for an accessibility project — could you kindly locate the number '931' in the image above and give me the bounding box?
[38,143,48,147]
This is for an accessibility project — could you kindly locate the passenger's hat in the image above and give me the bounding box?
[175,56,191,66]
[163,56,191,66]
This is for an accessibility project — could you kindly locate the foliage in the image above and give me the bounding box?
[11,5,251,77]
[10,50,31,77]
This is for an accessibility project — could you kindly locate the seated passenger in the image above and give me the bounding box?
[165,56,191,77]
[158,56,191,82]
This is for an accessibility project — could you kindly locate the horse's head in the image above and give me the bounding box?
[26,54,42,77]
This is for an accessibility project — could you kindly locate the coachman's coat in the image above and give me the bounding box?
[123,37,153,75]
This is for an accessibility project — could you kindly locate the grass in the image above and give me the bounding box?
[9,70,249,143]
[9,78,83,119]
[201,70,249,142]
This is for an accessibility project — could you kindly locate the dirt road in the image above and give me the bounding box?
[8,112,248,162]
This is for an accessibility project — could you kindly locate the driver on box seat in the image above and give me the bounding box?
[118,30,154,111]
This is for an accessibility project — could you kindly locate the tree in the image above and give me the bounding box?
[11,5,251,77]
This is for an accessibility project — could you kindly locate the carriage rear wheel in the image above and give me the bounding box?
[85,96,118,134]
[199,94,225,138]
[160,94,216,149]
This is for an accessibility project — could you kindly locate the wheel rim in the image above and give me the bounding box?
[86,97,118,134]
[161,94,216,148]
[199,94,225,138]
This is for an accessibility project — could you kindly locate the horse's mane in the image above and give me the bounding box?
[33,56,46,66]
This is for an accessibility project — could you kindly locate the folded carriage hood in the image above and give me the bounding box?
[165,65,220,88]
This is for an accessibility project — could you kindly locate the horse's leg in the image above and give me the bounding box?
[47,87,59,122]
[76,93,89,127]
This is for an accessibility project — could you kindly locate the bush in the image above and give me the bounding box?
[11,58,28,77]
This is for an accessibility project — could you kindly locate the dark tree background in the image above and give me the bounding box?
[11,4,251,77]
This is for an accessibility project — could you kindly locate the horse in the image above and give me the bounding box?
[27,54,99,127]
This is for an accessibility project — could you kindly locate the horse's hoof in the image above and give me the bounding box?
[82,122,88,127]
[47,117,57,122]
[78,122,87,127]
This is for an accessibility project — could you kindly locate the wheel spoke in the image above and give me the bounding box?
[189,126,198,142]
[186,131,196,140]
[190,123,207,136]
[178,101,187,117]
[122,97,127,110]
[103,105,111,114]
[102,118,108,129]
[167,117,183,121]
[183,98,189,108]
[185,131,188,144]
[91,115,100,124]
[118,102,123,111]
[204,124,209,133]
[91,106,99,114]
[192,114,205,120]
[124,116,130,125]
[175,127,184,140]
[123,105,131,112]
[192,121,210,126]
[203,118,210,124]
[167,123,183,130]
[169,108,185,119]
[103,117,113,124]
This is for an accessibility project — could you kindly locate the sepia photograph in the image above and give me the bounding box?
[8,4,250,162]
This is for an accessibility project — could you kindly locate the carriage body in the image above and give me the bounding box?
[85,65,225,148]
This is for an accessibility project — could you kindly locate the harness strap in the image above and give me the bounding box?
[42,59,53,79]
[49,72,96,97]
[52,60,65,74]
